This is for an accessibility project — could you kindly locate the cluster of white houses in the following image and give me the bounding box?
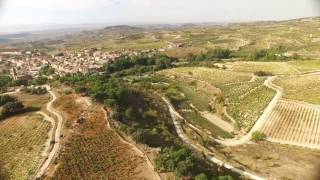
[0,48,126,80]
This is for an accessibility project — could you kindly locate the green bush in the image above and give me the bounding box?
[24,87,48,95]
[0,95,17,106]
[212,176,234,180]
[254,71,274,77]
[251,131,267,142]
[195,173,208,180]
[155,147,194,177]
[1,101,24,119]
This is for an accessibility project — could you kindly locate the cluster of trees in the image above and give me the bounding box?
[156,147,194,177]
[31,76,48,85]
[155,147,234,179]
[187,48,231,62]
[39,65,55,76]
[237,46,300,61]
[104,54,177,75]
[60,73,179,148]
[23,87,48,95]
[0,75,14,93]
[60,73,126,107]
[186,46,300,63]
[0,95,24,120]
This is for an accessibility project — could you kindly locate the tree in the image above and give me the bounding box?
[1,101,24,117]
[155,147,194,177]
[0,95,17,106]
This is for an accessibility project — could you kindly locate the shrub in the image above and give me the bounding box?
[254,71,274,77]
[24,87,48,95]
[195,173,208,180]
[251,131,267,142]
[155,147,194,177]
[213,176,234,180]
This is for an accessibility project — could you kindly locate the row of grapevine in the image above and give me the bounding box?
[0,113,51,180]
[260,100,320,148]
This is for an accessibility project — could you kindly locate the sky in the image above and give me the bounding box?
[0,0,319,27]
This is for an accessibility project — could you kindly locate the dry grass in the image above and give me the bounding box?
[0,113,51,180]
[221,141,320,180]
[12,92,50,109]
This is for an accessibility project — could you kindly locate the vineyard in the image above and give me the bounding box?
[0,113,51,180]
[159,67,276,133]
[50,95,155,179]
[226,61,299,75]
[273,74,320,104]
[288,60,320,73]
[226,85,275,130]
[260,100,320,149]
[160,67,252,87]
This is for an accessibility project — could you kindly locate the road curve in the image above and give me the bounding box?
[35,85,63,179]
[162,97,265,180]
[216,76,282,146]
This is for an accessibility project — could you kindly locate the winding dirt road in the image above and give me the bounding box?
[162,97,265,180]
[34,85,63,179]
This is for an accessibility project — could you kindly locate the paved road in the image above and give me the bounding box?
[162,97,265,180]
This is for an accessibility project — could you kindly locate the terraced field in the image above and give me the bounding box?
[260,100,320,149]
[0,113,51,180]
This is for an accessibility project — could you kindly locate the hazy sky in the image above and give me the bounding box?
[0,0,319,26]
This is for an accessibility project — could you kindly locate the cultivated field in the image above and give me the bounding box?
[0,113,51,180]
[160,67,252,87]
[12,92,50,109]
[160,67,276,132]
[273,74,320,104]
[226,84,275,130]
[226,61,299,75]
[288,60,320,73]
[49,94,156,179]
[260,100,320,148]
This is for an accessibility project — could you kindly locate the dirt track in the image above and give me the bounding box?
[34,85,63,179]
[162,97,265,180]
